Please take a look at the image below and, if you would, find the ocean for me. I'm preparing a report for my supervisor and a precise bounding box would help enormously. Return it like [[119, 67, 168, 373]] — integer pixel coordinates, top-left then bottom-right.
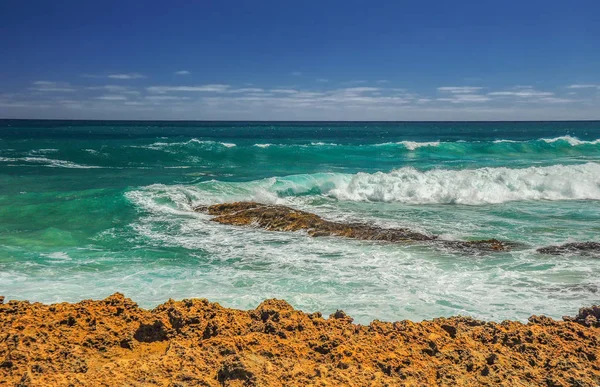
[[1, 120, 599, 323]]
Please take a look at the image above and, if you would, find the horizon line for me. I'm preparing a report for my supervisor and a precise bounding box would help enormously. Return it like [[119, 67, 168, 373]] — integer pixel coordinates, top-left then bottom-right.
[[2, 118, 600, 123]]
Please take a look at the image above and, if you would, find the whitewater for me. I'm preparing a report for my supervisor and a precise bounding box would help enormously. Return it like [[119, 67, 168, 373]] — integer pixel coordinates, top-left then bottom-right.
[[1, 120, 599, 323]]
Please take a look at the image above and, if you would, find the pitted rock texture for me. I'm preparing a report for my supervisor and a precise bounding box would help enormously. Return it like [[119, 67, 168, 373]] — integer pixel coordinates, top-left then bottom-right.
[[1, 294, 599, 386], [563, 305, 600, 328], [197, 202, 510, 252]]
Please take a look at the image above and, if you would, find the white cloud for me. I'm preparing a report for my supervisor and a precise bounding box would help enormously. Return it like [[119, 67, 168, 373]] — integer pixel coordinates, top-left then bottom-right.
[[316, 78, 329, 83], [341, 87, 380, 93], [108, 73, 146, 80], [30, 81, 75, 92], [227, 88, 265, 93], [488, 90, 554, 97], [0, 102, 52, 108], [537, 97, 573, 103], [438, 94, 491, 103], [5, 78, 599, 120], [341, 80, 367, 86], [566, 84, 599, 89], [86, 85, 141, 96], [174, 70, 191, 75], [96, 95, 128, 101], [270, 89, 298, 94], [290, 91, 326, 98], [437, 86, 484, 94], [87, 85, 129, 92], [147, 84, 230, 93], [145, 96, 191, 101]]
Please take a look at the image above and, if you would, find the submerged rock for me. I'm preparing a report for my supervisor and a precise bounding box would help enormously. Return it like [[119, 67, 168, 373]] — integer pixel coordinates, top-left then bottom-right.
[[438, 239, 509, 252], [537, 242, 600, 255], [1, 294, 599, 386], [196, 202, 511, 252]]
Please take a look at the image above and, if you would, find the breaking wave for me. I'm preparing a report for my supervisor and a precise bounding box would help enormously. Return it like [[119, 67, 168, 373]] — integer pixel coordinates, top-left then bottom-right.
[[129, 163, 600, 207], [327, 163, 600, 204]]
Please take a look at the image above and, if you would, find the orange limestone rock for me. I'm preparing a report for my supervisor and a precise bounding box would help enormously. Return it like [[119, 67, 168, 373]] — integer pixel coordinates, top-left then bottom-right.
[[1, 294, 599, 386]]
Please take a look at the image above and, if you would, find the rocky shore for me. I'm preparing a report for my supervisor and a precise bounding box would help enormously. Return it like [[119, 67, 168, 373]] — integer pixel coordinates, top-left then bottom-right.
[[1, 294, 599, 386], [196, 202, 510, 252], [196, 202, 600, 256]]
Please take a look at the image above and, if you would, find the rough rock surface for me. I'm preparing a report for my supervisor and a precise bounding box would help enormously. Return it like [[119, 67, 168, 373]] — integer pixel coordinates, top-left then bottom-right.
[[1, 294, 599, 386], [537, 242, 600, 255], [197, 202, 510, 252], [563, 306, 600, 328]]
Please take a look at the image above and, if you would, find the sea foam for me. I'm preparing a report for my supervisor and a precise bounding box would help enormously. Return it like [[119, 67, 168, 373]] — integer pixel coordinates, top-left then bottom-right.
[[328, 163, 600, 204]]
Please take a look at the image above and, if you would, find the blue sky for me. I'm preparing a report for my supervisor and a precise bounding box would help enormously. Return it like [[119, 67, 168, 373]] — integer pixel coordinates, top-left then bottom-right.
[[1, 0, 599, 120]]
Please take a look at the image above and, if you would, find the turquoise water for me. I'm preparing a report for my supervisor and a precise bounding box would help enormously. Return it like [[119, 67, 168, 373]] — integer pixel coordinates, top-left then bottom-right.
[[1, 120, 599, 323]]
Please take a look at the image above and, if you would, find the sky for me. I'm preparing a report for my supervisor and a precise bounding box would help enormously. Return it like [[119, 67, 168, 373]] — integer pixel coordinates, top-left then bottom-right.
[[0, 0, 599, 121]]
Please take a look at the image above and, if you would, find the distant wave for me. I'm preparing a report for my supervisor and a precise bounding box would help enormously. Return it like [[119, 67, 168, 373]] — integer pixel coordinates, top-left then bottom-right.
[[221, 142, 237, 148], [396, 141, 440, 150], [120, 135, 600, 153], [493, 139, 519, 144], [540, 135, 600, 146], [28, 148, 60, 154], [373, 141, 440, 150], [0, 156, 102, 169], [133, 136, 600, 152], [134, 139, 237, 151]]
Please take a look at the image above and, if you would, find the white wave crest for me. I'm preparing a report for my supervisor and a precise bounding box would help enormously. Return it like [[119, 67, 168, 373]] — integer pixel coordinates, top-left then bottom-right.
[[28, 148, 59, 154], [329, 163, 600, 204], [0, 156, 102, 169], [397, 141, 440, 150], [23, 157, 103, 169], [253, 143, 272, 148], [129, 163, 600, 207], [541, 135, 600, 146], [134, 139, 236, 151]]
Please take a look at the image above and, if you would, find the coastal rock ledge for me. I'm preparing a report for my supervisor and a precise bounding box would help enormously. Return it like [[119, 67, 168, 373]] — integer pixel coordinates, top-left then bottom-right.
[[196, 202, 510, 252], [1, 294, 599, 386]]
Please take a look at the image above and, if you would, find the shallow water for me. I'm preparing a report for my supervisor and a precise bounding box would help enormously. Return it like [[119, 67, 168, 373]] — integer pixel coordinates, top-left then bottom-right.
[[1, 120, 599, 323]]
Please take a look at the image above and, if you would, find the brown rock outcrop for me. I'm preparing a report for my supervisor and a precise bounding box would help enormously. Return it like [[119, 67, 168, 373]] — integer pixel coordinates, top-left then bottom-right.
[[563, 305, 600, 327], [197, 202, 510, 252], [1, 294, 599, 386], [537, 242, 600, 255]]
